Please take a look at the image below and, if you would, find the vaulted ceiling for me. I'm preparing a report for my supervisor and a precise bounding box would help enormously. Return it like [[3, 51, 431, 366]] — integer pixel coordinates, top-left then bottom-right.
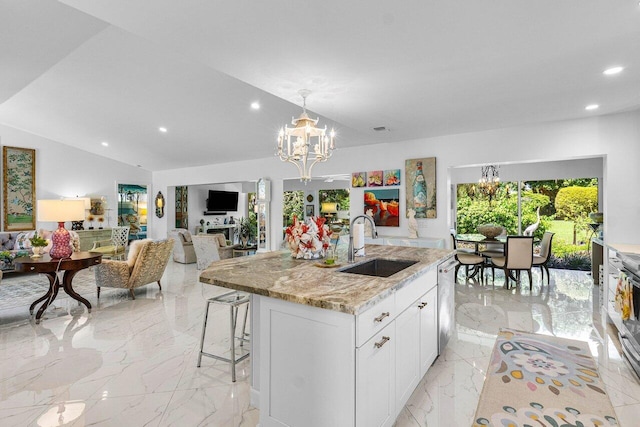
[[1, 1, 639, 171]]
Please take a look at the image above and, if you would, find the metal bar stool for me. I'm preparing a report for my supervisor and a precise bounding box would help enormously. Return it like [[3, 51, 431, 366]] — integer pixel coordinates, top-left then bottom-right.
[[197, 290, 250, 382]]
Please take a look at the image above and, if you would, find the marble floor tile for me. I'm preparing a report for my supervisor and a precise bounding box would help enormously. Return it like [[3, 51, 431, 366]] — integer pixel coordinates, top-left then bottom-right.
[[1, 260, 638, 426]]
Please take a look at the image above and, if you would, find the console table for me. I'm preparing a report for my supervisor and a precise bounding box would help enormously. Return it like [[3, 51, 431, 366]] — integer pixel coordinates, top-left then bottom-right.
[[76, 229, 112, 251]]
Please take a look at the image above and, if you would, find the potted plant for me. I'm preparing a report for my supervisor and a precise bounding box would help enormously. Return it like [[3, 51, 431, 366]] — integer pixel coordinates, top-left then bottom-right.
[[239, 217, 254, 248], [29, 231, 48, 258]]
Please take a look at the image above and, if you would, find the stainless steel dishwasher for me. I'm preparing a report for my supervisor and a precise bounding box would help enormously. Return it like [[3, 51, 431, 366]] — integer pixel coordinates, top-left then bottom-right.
[[437, 256, 457, 354]]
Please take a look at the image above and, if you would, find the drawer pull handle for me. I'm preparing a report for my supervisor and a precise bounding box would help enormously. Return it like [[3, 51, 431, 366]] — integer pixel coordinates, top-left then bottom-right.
[[374, 312, 390, 323], [418, 302, 428, 309], [374, 336, 390, 348]]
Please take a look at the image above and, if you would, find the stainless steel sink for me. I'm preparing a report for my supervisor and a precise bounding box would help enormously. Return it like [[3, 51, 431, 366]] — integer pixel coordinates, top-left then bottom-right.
[[339, 258, 418, 278]]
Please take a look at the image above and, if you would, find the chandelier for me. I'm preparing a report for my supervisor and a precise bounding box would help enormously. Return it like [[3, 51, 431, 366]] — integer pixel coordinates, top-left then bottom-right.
[[277, 90, 336, 183], [478, 165, 500, 202]]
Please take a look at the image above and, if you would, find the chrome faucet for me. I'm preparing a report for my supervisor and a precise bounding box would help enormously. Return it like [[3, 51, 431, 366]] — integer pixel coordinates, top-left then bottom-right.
[[348, 215, 378, 263]]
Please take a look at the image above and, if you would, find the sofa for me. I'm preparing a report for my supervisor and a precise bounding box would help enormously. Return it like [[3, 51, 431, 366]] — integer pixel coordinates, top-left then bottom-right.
[[0, 230, 80, 271], [168, 229, 197, 264]]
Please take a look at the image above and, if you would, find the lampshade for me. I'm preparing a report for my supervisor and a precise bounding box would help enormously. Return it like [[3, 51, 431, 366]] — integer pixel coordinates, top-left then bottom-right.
[[320, 202, 338, 214], [37, 200, 86, 222]]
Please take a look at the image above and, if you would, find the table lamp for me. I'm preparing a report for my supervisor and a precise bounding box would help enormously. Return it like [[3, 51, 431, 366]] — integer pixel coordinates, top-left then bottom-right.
[[37, 199, 85, 258], [320, 202, 338, 220]]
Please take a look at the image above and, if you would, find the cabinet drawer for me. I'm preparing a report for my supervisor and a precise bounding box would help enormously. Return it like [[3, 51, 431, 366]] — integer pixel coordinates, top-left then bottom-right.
[[395, 269, 436, 313], [356, 293, 395, 347]]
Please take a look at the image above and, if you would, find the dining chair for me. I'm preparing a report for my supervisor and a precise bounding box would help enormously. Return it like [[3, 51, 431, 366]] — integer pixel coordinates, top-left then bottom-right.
[[451, 233, 485, 283], [490, 236, 534, 289], [533, 232, 555, 284]]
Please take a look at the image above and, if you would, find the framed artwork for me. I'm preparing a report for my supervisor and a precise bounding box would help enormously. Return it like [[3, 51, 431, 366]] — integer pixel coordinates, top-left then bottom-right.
[[90, 198, 105, 216], [366, 170, 383, 187], [351, 172, 366, 187], [305, 204, 315, 217], [3, 146, 36, 231], [405, 157, 436, 218], [363, 188, 400, 227], [384, 169, 401, 186]]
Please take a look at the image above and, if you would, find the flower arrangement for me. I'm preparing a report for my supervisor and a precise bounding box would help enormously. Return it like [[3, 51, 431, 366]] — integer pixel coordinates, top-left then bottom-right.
[[285, 216, 332, 259], [29, 231, 48, 247]]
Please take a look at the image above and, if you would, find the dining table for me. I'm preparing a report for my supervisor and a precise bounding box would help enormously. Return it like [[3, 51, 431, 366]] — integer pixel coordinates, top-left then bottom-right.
[[455, 234, 539, 250]]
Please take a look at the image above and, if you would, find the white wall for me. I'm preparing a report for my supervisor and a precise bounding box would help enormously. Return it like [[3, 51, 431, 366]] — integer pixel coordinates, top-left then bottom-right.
[[0, 124, 152, 231], [152, 108, 640, 247]]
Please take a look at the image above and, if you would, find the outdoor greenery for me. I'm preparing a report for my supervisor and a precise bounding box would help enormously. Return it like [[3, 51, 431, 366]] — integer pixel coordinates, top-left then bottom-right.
[[555, 186, 598, 244], [283, 191, 304, 227], [457, 178, 599, 271], [318, 189, 350, 211], [456, 185, 550, 239]]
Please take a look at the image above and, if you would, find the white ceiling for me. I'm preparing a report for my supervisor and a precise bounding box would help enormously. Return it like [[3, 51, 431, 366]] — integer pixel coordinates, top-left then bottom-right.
[[1, 0, 639, 171]]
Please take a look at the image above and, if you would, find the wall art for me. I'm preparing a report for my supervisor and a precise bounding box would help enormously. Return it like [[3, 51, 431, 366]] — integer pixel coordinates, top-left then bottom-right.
[[366, 170, 383, 187], [384, 169, 401, 186], [3, 146, 36, 231], [405, 157, 436, 218], [363, 188, 400, 227], [351, 172, 366, 187]]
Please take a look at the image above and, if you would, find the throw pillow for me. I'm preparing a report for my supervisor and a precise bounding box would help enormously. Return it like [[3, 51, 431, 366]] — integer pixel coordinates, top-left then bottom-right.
[[127, 238, 153, 268], [212, 234, 227, 247], [15, 232, 33, 250]]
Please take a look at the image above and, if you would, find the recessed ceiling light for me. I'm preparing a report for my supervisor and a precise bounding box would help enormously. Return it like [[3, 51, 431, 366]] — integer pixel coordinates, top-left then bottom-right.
[[101, 141, 109, 147], [585, 104, 599, 111], [159, 127, 167, 133], [251, 102, 260, 110], [603, 66, 624, 75]]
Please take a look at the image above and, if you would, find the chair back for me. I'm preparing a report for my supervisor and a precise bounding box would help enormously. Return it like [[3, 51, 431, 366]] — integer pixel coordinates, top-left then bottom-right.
[[538, 232, 555, 260], [129, 239, 174, 288], [111, 226, 130, 248], [504, 236, 534, 269], [192, 235, 222, 270]]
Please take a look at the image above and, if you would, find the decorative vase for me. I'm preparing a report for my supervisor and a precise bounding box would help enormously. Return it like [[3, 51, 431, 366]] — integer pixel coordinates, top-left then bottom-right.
[[31, 246, 45, 258], [241, 235, 249, 248]]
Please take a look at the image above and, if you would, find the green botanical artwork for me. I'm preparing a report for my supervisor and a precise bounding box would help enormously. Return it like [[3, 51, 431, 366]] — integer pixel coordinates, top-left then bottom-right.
[[3, 146, 36, 231]]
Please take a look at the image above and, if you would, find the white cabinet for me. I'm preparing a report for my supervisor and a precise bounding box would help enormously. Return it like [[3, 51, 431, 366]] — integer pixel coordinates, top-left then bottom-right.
[[419, 287, 438, 376], [258, 267, 440, 427], [395, 303, 421, 408], [356, 325, 396, 427], [356, 270, 439, 425]]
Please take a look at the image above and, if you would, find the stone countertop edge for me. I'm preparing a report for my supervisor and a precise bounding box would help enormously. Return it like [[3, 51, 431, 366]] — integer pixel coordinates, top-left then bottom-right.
[[608, 243, 640, 255], [199, 245, 454, 315]]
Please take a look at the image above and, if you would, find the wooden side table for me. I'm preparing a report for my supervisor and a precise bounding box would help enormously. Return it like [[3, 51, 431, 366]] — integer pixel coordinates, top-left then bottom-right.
[[14, 252, 102, 323], [232, 246, 257, 257]]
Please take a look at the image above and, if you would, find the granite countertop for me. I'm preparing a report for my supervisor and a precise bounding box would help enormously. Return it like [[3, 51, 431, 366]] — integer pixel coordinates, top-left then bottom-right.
[[199, 245, 453, 315]]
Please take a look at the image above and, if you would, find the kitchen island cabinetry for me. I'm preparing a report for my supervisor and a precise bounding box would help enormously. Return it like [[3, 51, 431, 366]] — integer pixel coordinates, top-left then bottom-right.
[[199, 245, 452, 427]]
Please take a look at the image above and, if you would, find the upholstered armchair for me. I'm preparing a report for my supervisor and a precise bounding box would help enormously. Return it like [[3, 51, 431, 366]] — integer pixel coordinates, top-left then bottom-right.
[[94, 238, 174, 299], [168, 229, 197, 264], [207, 233, 239, 260]]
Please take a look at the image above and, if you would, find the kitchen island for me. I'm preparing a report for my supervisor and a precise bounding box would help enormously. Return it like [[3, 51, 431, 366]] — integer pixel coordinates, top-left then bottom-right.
[[199, 245, 453, 427]]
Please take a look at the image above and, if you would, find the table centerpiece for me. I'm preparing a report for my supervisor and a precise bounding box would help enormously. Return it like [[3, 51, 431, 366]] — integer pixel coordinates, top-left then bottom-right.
[[285, 216, 332, 259]]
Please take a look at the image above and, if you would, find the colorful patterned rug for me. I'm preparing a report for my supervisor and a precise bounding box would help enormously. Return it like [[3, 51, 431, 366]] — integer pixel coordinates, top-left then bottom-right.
[[473, 329, 618, 427]]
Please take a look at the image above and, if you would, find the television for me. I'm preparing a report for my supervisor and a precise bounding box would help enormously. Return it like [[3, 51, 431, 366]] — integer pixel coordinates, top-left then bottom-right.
[[206, 190, 239, 213]]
